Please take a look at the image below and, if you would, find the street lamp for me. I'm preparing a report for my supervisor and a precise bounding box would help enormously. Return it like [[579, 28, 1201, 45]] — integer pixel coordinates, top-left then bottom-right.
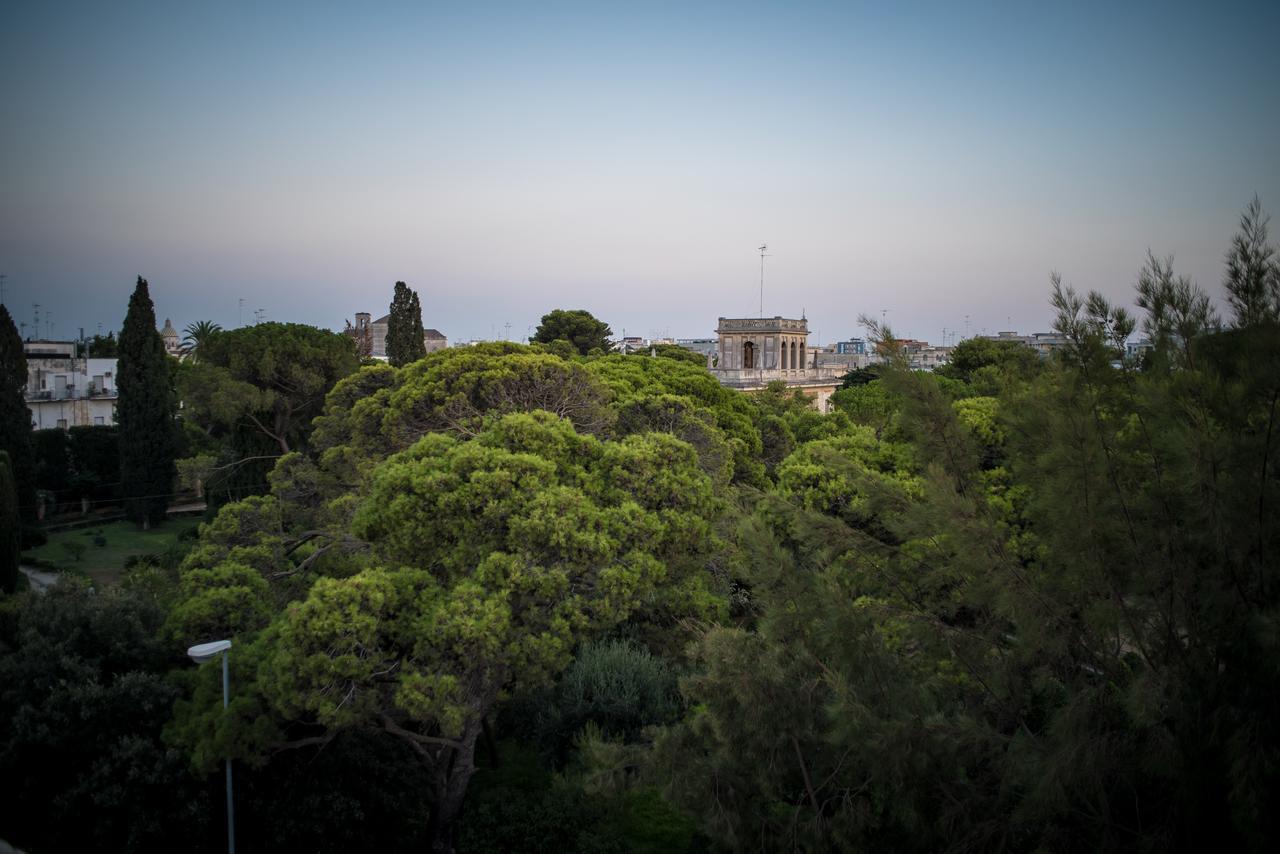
[[188, 639, 235, 854]]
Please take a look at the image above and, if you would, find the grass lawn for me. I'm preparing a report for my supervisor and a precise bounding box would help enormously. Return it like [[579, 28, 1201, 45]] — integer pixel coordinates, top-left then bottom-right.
[[22, 517, 202, 587]]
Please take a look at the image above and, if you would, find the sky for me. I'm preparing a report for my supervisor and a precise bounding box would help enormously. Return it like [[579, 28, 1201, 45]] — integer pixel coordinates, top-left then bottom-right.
[[2, 0, 1278, 345]]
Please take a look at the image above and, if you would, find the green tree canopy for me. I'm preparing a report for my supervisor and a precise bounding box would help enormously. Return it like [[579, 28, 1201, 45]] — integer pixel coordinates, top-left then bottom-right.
[[180, 319, 222, 363], [531, 309, 613, 356], [86, 331, 119, 357], [117, 276, 175, 527], [168, 343, 729, 850], [648, 263, 1280, 852], [181, 322, 360, 456], [935, 335, 1042, 388]]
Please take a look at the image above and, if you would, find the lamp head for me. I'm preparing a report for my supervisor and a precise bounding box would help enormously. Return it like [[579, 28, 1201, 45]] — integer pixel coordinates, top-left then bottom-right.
[[187, 639, 232, 663]]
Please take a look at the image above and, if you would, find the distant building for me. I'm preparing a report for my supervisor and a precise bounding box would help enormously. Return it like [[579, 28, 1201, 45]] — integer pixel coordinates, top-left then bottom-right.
[[981, 330, 1070, 357], [814, 348, 872, 372], [711, 316, 847, 411], [896, 339, 952, 371], [345, 311, 448, 359], [160, 318, 181, 355], [615, 336, 645, 354], [423, 328, 447, 353], [675, 338, 717, 358], [1125, 338, 1154, 360], [835, 338, 867, 355], [23, 340, 117, 429]]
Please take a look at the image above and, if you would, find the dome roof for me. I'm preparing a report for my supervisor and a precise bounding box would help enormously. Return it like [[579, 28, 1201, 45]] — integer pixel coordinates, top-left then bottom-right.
[[160, 318, 178, 339]]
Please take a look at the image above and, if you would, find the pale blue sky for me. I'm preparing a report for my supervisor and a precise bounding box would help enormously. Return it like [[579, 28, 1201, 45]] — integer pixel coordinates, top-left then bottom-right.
[[2, 1, 1277, 343]]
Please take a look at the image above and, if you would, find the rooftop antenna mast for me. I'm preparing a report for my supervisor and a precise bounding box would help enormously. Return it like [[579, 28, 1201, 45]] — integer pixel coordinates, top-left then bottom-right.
[[757, 244, 770, 318], [0, 273, 7, 306]]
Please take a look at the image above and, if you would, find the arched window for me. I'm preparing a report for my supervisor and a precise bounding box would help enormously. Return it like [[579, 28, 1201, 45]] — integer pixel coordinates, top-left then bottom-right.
[[789, 340, 797, 369], [799, 343, 806, 369], [743, 340, 755, 369]]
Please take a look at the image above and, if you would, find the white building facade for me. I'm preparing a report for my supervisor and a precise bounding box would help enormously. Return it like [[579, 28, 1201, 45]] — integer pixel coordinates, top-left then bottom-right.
[[25, 343, 118, 429]]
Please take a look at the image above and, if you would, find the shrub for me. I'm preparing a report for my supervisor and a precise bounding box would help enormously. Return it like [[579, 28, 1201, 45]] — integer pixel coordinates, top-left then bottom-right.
[[531, 639, 681, 764]]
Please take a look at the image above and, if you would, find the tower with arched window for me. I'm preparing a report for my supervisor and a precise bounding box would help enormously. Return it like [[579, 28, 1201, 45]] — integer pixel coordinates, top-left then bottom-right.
[[714, 316, 809, 373]]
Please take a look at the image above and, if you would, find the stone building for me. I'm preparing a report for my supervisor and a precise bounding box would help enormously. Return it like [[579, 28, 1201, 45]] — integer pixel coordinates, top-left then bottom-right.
[[346, 312, 448, 360], [710, 316, 847, 411], [715, 316, 810, 372]]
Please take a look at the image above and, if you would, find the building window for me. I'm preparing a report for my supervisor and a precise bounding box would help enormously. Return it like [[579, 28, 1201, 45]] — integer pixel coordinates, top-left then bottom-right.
[[56, 418, 67, 429], [743, 340, 755, 369], [94, 416, 105, 426]]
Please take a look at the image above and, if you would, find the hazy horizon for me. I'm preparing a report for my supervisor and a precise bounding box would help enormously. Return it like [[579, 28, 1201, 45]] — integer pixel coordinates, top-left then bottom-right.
[[2, 1, 1277, 345]]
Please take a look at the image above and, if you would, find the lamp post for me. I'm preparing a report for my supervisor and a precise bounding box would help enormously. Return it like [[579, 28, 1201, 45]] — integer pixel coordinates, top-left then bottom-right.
[[188, 639, 235, 854]]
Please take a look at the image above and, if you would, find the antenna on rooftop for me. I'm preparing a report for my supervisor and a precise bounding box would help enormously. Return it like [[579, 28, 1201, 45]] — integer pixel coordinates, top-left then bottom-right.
[[0, 273, 7, 306], [33, 304, 40, 339], [757, 244, 770, 318]]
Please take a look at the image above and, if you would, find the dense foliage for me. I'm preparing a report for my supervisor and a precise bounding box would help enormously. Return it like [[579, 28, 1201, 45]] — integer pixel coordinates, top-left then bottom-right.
[[117, 276, 176, 527], [0, 304, 35, 523], [531, 308, 613, 355], [86, 331, 120, 357], [0, 451, 19, 593], [32, 425, 121, 509], [176, 322, 360, 509], [181, 320, 223, 362], [3, 202, 1278, 853]]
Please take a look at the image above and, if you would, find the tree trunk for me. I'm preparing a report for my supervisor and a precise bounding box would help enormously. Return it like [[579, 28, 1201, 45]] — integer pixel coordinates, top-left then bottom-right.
[[427, 719, 482, 853]]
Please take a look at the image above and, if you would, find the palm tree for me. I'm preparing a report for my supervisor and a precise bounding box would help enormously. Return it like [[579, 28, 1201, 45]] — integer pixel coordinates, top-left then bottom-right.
[[181, 320, 223, 362]]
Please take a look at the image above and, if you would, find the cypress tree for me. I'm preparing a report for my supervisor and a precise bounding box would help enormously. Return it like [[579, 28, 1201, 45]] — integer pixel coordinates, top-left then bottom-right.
[[0, 304, 35, 524], [0, 450, 19, 593], [117, 276, 174, 528], [385, 281, 426, 367], [409, 289, 426, 357]]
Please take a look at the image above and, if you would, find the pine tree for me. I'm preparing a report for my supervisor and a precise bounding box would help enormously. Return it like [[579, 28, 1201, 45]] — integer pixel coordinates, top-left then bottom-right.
[[385, 281, 426, 367], [117, 277, 175, 528], [0, 304, 35, 523], [1224, 195, 1280, 327], [0, 450, 19, 593]]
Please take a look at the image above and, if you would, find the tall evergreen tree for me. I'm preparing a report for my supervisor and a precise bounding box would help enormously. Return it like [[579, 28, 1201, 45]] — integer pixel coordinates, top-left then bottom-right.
[[1224, 195, 1280, 327], [0, 304, 35, 523], [409, 288, 426, 357], [385, 281, 426, 367], [117, 276, 175, 528], [0, 450, 19, 593]]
